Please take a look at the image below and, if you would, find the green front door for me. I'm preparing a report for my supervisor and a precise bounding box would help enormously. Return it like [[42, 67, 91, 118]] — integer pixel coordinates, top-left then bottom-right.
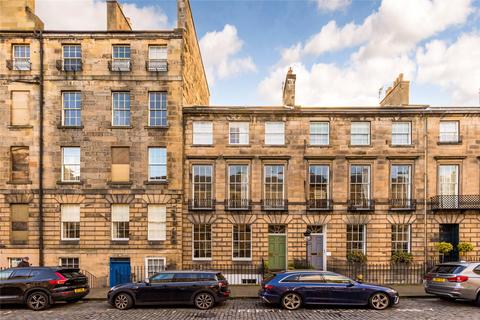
[[268, 235, 286, 270]]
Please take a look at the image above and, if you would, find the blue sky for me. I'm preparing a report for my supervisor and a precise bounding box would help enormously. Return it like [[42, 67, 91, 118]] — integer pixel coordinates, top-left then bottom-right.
[[36, 0, 480, 106]]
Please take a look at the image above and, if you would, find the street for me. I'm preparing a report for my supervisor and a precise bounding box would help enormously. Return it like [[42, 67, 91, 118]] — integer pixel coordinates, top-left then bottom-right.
[[1, 298, 479, 320]]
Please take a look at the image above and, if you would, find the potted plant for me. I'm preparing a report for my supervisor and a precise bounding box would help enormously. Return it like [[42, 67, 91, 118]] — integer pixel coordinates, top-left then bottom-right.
[[434, 242, 453, 262], [457, 242, 474, 260], [347, 251, 367, 264], [391, 251, 413, 264]]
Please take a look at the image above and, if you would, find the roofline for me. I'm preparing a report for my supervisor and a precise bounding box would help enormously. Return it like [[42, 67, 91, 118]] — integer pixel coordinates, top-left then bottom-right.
[[182, 105, 480, 116], [0, 29, 180, 35]]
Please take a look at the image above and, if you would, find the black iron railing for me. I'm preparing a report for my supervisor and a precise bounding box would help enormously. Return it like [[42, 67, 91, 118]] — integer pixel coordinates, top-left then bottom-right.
[[307, 198, 333, 211], [188, 199, 215, 210], [431, 195, 480, 210], [389, 199, 416, 210], [261, 199, 287, 210], [225, 199, 251, 210], [108, 59, 131, 71], [347, 199, 375, 211], [437, 135, 462, 144]]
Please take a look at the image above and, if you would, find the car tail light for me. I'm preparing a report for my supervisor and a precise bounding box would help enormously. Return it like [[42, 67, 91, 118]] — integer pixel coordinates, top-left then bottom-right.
[[49, 272, 67, 285], [447, 275, 468, 283], [219, 281, 228, 288], [263, 284, 274, 291]]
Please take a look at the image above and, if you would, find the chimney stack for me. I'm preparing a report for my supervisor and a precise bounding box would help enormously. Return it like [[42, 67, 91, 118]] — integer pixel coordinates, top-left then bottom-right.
[[282, 67, 296, 107], [0, 0, 44, 30], [380, 73, 410, 106], [107, 0, 132, 31]]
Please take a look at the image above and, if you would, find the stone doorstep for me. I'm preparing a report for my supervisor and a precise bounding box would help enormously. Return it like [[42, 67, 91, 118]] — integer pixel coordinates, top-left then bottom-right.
[[83, 284, 431, 301]]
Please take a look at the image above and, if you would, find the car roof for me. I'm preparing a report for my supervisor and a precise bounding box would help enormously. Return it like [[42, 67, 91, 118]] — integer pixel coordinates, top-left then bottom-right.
[[436, 262, 478, 266], [279, 270, 332, 274], [2, 267, 78, 271], [157, 270, 219, 274]]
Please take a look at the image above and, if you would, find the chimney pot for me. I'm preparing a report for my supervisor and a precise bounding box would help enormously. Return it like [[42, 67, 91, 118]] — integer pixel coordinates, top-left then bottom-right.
[[282, 67, 296, 107]]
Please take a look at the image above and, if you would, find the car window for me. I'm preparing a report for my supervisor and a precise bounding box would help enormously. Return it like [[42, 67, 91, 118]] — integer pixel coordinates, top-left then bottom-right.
[[473, 266, 480, 275], [0, 269, 14, 280], [11, 269, 31, 279], [322, 274, 352, 284], [150, 273, 174, 283], [430, 265, 466, 274], [174, 273, 199, 282], [58, 270, 82, 279], [281, 275, 299, 282], [196, 273, 216, 281], [297, 273, 323, 283]]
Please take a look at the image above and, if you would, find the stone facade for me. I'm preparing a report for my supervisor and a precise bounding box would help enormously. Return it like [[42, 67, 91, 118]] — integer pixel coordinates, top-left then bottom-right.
[[0, 0, 208, 285], [182, 74, 480, 269]]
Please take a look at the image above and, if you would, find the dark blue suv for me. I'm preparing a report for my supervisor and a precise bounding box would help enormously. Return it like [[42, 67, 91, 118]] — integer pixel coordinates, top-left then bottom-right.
[[259, 271, 399, 310]]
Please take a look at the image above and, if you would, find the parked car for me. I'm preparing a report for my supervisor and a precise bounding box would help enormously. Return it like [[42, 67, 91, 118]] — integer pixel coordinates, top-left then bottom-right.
[[107, 271, 230, 310], [258, 270, 399, 310], [0, 267, 89, 311], [424, 261, 480, 305]]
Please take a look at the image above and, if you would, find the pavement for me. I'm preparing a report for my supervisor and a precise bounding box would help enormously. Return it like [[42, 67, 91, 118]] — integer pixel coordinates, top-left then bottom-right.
[[1, 298, 479, 320], [84, 284, 430, 300]]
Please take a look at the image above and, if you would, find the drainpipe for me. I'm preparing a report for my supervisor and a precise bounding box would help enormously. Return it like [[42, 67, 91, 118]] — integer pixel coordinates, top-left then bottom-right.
[[423, 115, 428, 269], [35, 30, 45, 267]]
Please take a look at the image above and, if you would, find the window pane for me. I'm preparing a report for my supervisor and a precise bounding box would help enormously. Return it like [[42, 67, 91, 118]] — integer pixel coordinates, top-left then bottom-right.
[[265, 122, 285, 145], [193, 224, 212, 259], [62, 147, 80, 181], [310, 122, 329, 145], [11, 146, 29, 181], [63, 92, 82, 126], [351, 122, 370, 145], [149, 92, 167, 126], [229, 122, 249, 144], [232, 224, 251, 259], [309, 165, 329, 205], [193, 122, 213, 145], [149, 46, 167, 60], [392, 122, 411, 145], [346, 224, 365, 254], [149, 147, 167, 181], [349, 165, 370, 206], [264, 165, 284, 208], [391, 224, 410, 253], [439, 121, 459, 142], [112, 92, 130, 126], [148, 205, 166, 241]]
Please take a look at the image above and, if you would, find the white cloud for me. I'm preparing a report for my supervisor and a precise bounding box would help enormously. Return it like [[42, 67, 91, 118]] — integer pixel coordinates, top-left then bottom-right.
[[35, 0, 169, 30], [314, 0, 351, 12], [200, 24, 256, 84], [416, 32, 480, 105], [261, 0, 475, 106]]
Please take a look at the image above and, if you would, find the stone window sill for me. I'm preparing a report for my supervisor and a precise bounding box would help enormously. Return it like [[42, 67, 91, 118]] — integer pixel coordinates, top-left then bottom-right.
[[7, 180, 32, 185], [57, 125, 84, 129], [227, 144, 251, 147], [144, 125, 169, 129], [348, 144, 372, 147], [107, 181, 133, 188], [57, 180, 83, 185], [437, 141, 462, 145], [389, 144, 415, 148], [111, 240, 129, 245], [144, 180, 169, 185], [192, 144, 214, 147], [263, 144, 286, 147], [8, 125, 33, 130], [109, 125, 133, 129], [307, 144, 330, 148], [60, 240, 79, 245]]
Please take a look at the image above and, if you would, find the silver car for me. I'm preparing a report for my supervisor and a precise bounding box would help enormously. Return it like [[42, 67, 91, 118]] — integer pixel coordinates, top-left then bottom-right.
[[424, 262, 480, 305]]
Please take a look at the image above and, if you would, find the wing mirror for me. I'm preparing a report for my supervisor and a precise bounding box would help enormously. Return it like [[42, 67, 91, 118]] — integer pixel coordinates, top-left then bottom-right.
[[145, 277, 151, 285], [347, 282, 355, 287]]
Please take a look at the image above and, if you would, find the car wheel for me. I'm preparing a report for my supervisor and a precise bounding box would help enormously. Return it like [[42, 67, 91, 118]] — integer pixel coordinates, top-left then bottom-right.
[[27, 291, 50, 311], [281, 292, 302, 310], [476, 293, 480, 307], [369, 292, 390, 310], [194, 292, 215, 310], [113, 293, 133, 310]]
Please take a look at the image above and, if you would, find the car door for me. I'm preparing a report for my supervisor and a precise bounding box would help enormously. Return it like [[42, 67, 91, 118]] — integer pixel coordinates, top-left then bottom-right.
[[172, 273, 200, 303], [322, 273, 365, 304], [295, 273, 329, 304], [1, 269, 32, 302], [137, 272, 175, 304], [0, 269, 16, 302]]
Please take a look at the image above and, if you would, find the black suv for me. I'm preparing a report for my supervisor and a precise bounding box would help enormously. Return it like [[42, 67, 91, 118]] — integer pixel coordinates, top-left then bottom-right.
[[108, 271, 230, 310], [0, 267, 89, 310]]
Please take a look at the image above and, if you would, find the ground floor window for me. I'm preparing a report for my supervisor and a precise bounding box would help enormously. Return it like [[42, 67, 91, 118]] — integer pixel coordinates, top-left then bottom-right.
[[193, 224, 212, 260], [59, 257, 79, 268], [346, 224, 366, 254], [8, 257, 22, 268], [391, 224, 411, 253], [232, 224, 252, 261], [145, 257, 166, 278]]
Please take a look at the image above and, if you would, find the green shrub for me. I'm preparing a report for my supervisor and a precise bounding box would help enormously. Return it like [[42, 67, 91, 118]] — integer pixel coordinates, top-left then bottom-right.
[[457, 242, 474, 254], [347, 251, 367, 263], [391, 251, 413, 264], [434, 242, 453, 254]]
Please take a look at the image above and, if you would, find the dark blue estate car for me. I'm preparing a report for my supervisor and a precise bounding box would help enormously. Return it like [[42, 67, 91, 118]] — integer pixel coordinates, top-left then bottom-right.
[[259, 271, 399, 310]]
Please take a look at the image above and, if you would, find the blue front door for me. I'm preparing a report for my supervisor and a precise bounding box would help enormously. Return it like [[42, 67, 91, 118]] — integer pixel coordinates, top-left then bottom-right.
[[110, 257, 131, 287]]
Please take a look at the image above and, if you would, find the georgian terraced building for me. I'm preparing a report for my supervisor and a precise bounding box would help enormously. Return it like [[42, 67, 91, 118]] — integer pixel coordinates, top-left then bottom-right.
[[182, 71, 480, 270], [0, 0, 208, 285], [0, 0, 479, 286]]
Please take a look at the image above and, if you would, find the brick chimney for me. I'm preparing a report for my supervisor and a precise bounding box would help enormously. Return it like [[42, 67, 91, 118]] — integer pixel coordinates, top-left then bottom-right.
[[282, 68, 296, 107], [107, 0, 132, 31], [0, 0, 44, 30], [380, 73, 410, 106]]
